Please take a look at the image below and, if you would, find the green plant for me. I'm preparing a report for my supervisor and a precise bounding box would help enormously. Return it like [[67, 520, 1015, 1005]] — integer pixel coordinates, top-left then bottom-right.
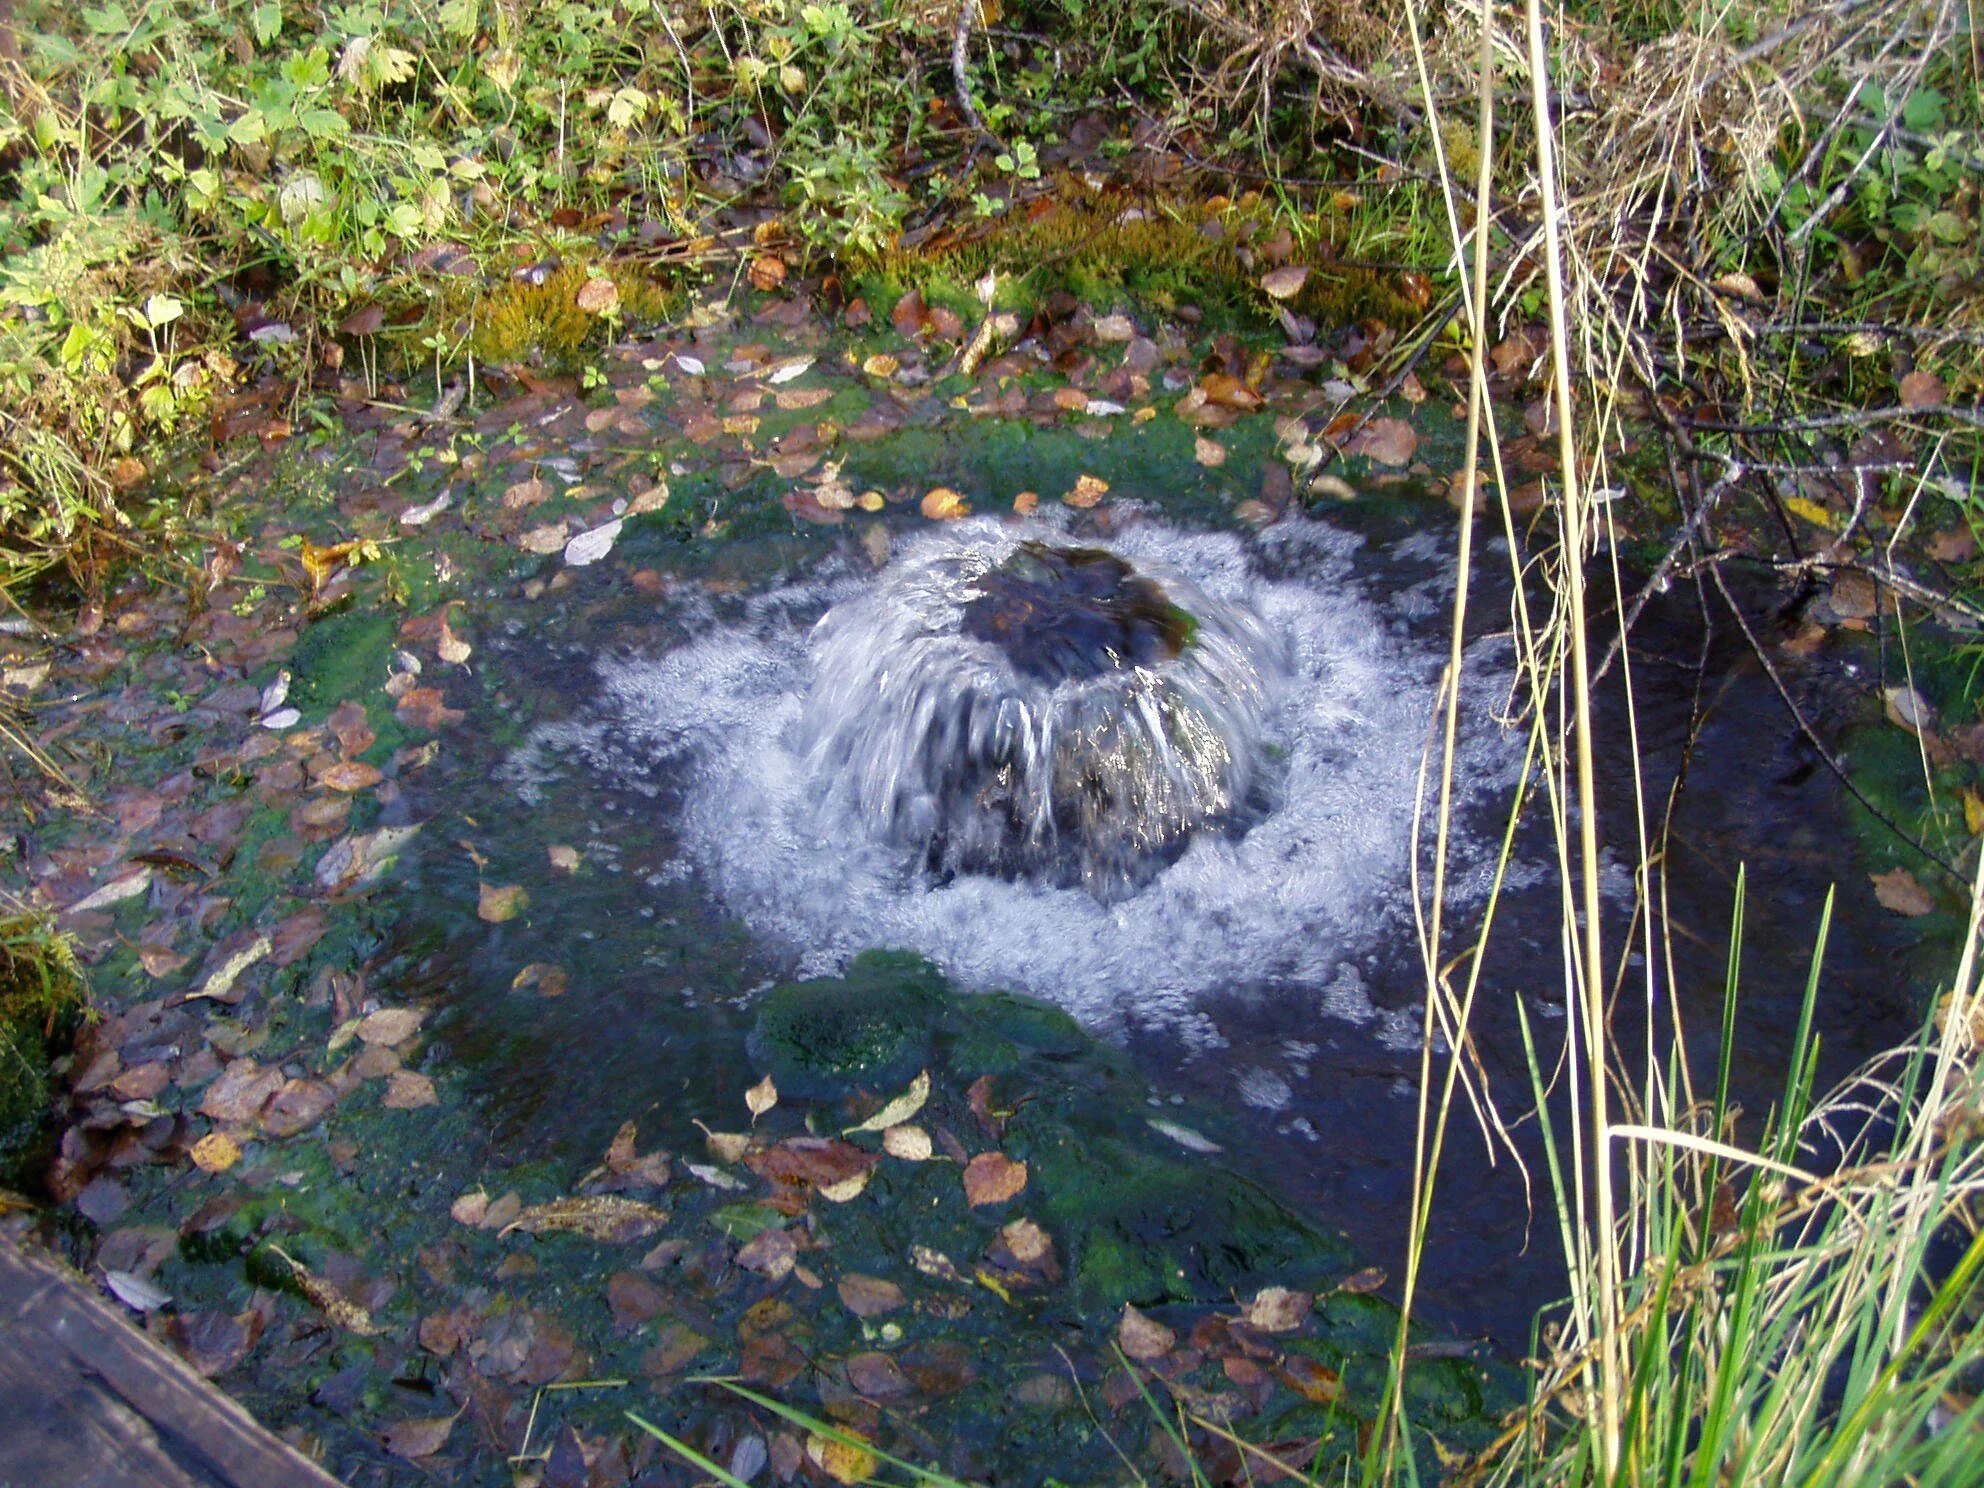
[[0, 902, 89, 1185]]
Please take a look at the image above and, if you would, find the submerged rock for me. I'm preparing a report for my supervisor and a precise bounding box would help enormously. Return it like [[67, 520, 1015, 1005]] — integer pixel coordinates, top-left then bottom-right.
[[746, 950, 944, 1100], [803, 525, 1287, 900]]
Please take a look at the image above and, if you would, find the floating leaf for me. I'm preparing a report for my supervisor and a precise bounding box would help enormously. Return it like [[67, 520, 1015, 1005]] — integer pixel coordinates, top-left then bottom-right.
[[837, 1274, 906, 1318], [962, 1152, 1027, 1207], [921, 486, 969, 521], [189, 932, 272, 1002], [882, 1124, 933, 1161], [1064, 473, 1109, 508], [564, 519, 623, 567], [1872, 867, 1935, 917], [1116, 1303, 1175, 1360], [478, 882, 528, 922], [745, 1074, 779, 1124], [1244, 1285, 1312, 1333], [499, 1194, 670, 1242], [843, 1069, 930, 1134], [1346, 416, 1419, 467], [807, 1432, 878, 1486], [383, 1412, 458, 1461]]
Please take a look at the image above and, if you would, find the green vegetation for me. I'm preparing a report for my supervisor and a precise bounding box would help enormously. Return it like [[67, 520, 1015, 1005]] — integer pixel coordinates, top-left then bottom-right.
[[0, 902, 87, 1184]]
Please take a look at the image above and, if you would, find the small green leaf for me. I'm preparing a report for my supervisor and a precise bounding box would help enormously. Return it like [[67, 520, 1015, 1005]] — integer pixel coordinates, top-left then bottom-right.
[[251, 2, 283, 45]]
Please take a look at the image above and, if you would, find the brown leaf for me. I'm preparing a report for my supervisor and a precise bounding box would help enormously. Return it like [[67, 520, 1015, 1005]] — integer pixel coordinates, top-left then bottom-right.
[[263, 1078, 339, 1137], [511, 962, 569, 997], [748, 255, 787, 292], [199, 1059, 285, 1123], [1260, 265, 1310, 300], [478, 882, 528, 923], [500, 1195, 670, 1242], [320, 760, 383, 792], [547, 844, 582, 873], [837, 1274, 906, 1318], [383, 1070, 440, 1109], [735, 1225, 797, 1280], [1871, 867, 1935, 917], [747, 1137, 881, 1193], [1116, 1303, 1175, 1361], [383, 1412, 458, 1460], [1346, 417, 1419, 468], [358, 1007, 426, 1047], [891, 290, 928, 339], [1899, 369, 1945, 409], [575, 276, 619, 314], [962, 1151, 1027, 1207], [1277, 1354, 1343, 1403], [1243, 1285, 1311, 1333]]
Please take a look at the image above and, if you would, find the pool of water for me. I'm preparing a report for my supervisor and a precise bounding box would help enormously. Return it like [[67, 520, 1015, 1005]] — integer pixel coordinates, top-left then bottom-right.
[[395, 477, 1921, 1349]]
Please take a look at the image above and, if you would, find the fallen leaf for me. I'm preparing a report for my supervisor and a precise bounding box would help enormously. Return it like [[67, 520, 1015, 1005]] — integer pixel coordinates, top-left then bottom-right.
[[450, 1191, 490, 1226], [1094, 313, 1137, 342], [962, 1152, 1027, 1207], [1278, 1354, 1343, 1403], [1012, 490, 1038, 515], [500, 1195, 670, 1242], [437, 618, 472, 664], [262, 1078, 338, 1137], [358, 1007, 426, 1047], [511, 962, 568, 997], [1260, 265, 1310, 300], [384, 1070, 440, 1109], [105, 1270, 172, 1312], [735, 1225, 797, 1280], [921, 486, 969, 520], [1884, 685, 1934, 734], [189, 1132, 242, 1174], [1064, 473, 1110, 508], [749, 254, 786, 291], [861, 353, 899, 378], [68, 868, 153, 912], [564, 519, 623, 567], [478, 882, 528, 923], [1899, 369, 1945, 409], [575, 276, 619, 314], [383, 1412, 458, 1461], [843, 1069, 930, 1135], [766, 356, 815, 385], [1194, 436, 1227, 468], [547, 844, 581, 873], [807, 1432, 878, 1486], [882, 1124, 932, 1161], [319, 760, 383, 793], [199, 1059, 285, 1123], [1872, 867, 1935, 917], [1335, 1266, 1388, 1295], [188, 933, 272, 1003], [838, 1274, 906, 1317], [1243, 1285, 1312, 1333], [1116, 1303, 1175, 1361], [745, 1074, 779, 1124], [1346, 417, 1419, 467]]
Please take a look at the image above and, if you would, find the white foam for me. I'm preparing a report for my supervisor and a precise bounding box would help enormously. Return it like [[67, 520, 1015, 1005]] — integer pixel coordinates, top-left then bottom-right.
[[520, 512, 1524, 1039]]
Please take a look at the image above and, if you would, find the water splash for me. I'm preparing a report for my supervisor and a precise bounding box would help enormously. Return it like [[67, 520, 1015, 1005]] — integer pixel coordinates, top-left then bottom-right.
[[515, 512, 1523, 1036], [803, 532, 1287, 900]]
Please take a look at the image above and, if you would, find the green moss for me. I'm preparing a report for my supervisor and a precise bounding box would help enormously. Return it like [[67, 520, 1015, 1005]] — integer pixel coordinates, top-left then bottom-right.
[[284, 608, 398, 715], [746, 950, 946, 1100]]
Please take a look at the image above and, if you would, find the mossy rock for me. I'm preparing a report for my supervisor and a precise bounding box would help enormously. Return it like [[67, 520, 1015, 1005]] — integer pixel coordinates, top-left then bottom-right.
[[1025, 1128, 1354, 1310], [285, 607, 398, 714], [747, 950, 945, 1100]]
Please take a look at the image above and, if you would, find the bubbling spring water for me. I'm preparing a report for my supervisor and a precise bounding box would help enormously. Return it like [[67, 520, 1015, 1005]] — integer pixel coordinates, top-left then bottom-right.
[[804, 536, 1286, 900], [509, 513, 1524, 1037]]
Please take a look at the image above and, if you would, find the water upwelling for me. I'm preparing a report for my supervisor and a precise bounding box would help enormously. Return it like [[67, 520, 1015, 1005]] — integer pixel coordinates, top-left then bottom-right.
[[509, 511, 1525, 1041]]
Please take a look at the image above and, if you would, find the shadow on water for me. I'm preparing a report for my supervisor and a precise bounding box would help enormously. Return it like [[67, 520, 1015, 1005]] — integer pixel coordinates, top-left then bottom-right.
[[392, 488, 1923, 1353]]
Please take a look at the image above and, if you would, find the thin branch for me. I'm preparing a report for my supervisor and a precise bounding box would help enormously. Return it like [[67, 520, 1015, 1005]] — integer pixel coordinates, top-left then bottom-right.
[[1681, 403, 1984, 434]]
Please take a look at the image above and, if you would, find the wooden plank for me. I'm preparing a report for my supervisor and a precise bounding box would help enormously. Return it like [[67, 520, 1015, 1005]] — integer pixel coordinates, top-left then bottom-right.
[[0, 1234, 347, 1488]]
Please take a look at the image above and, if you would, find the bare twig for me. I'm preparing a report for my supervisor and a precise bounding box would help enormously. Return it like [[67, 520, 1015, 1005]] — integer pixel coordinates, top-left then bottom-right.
[[950, 0, 1003, 151], [1682, 403, 1984, 435]]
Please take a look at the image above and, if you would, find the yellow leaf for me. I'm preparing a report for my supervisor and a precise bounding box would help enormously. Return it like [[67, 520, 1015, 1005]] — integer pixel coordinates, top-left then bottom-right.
[[1963, 789, 1984, 837], [745, 1074, 778, 1123], [478, 882, 528, 922], [1064, 473, 1109, 508], [1783, 495, 1835, 529], [921, 487, 969, 521], [190, 1132, 241, 1173], [807, 1432, 878, 1485], [842, 1070, 930, 1135], [861, 353, 898, 378]]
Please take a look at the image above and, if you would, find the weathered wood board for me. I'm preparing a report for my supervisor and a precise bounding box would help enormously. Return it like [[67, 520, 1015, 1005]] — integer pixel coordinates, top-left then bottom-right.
[[0, 1234, 347, 1488]]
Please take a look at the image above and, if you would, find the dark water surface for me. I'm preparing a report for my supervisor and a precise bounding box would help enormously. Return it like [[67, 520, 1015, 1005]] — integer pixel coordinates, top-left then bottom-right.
[[396, 490, 1922, 1353]]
